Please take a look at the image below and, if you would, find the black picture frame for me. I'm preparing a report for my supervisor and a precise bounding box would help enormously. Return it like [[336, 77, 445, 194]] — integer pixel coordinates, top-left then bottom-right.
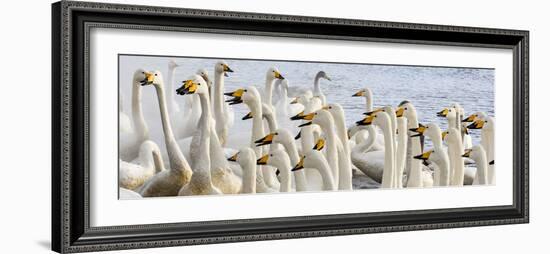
[[51, 1, 529, 253]]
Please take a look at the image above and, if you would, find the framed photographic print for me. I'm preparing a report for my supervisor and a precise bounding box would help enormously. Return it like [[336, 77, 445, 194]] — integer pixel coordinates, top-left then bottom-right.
[[51, 1, 529, 253]]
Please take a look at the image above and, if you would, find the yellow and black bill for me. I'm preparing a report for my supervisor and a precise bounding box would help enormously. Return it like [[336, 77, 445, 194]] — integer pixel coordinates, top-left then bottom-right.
[[298, 121, 313, 127], [295, 130, 302, 140], [223, 64, 234, 73], [462, 149, 473, 158], [175, 79, 198, 95], [224, 89, 245, 105], [256, 154, 269, 165], [291, 156, 305, 171], [242, 112, 253, 120], [139, 71, 155, 86], [436, 108, 449, 117], [356, 114, 375, 126], [313, 138, 325, 151], [255, 133, 275, 147], [227, 152, 239, 162], [462, 113, 477, 122], [352, 90, 365, 97], [413, 150, 433, 160], [363, 108, 383, 116], [467, 119, 485, 130], [409, 123, 427, 137], [290, 111, 305, 120], [395, 107, 405, 117], [274, 70, 285, 80], [290, 111, 314, 121]]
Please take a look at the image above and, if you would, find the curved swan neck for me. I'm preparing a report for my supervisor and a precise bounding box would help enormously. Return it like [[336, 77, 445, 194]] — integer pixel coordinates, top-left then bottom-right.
[[271, 156, 292, 192], [153, 84, 190, 173], [433, 152, 450, 186], [313, 74, 323, 94], [265, 77, 275, 107], [198, 92, 228, 168], [331, 110, 349, 153], [447, 130, 464, 186], [430, 133, 443, 148], [364, 89, 373, 112], [132, 80, 148, 140], [248, 100, 264, 141], [191, 112, 213, 183], [213, 71, 225, 121], [404, 108, 422, 188], [474, 151, 488, 184], [198, 93, 212, 128], [281, 139, 300, 165], [379, 116, 395, 188], [482, 128, 494, 160], [313, 157, 336, 190], [264, 113, 278, 132], [240, 157, 257, 193]]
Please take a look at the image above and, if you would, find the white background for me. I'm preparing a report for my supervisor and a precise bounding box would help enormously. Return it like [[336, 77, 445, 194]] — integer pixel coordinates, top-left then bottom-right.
[[0, 0, 545, 253]]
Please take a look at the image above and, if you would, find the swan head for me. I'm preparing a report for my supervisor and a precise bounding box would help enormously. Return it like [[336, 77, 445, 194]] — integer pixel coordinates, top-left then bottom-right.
[[396, 101, 417, 119], [242, 103, 274, 120], [175, 74, 208, 96], [467, 116, 494, 131], [196, 68, 211, 85], [227, 147, 256, 165], [255, 128, 289, 146], [225, 86, 260, 106], [315, 71, 332, 81], [462, 145, 486, 160], [139, 70, 164, 87], [294, 109, 333, 128], [462, 111, 488, 122], [133, 69, 147, 84], [442, 128, 460, 142], [256, 150, 289, 176], [255, 132, 277, 146], [450, 103, 464, 115], [436, 107, 457, 119], [410, 123, 441, 139], [292, 150, 324, 171], [364, 107, 384, 116], [352, 88, 371, 98], [414, 149, 434, 161], [267, 67, 285, 80], [168, 60, 180, 69], [323, 104, 344, 117], [215, 60, 234, 77], [356, 111, 389, 127]]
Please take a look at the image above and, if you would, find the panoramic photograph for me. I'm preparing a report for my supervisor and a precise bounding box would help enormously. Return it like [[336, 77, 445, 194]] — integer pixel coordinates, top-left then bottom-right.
[[118, 54, 495, 199]]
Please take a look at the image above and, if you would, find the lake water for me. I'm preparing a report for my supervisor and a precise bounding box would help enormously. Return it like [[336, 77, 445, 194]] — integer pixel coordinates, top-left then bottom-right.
[[119, 55, 494, 151]]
